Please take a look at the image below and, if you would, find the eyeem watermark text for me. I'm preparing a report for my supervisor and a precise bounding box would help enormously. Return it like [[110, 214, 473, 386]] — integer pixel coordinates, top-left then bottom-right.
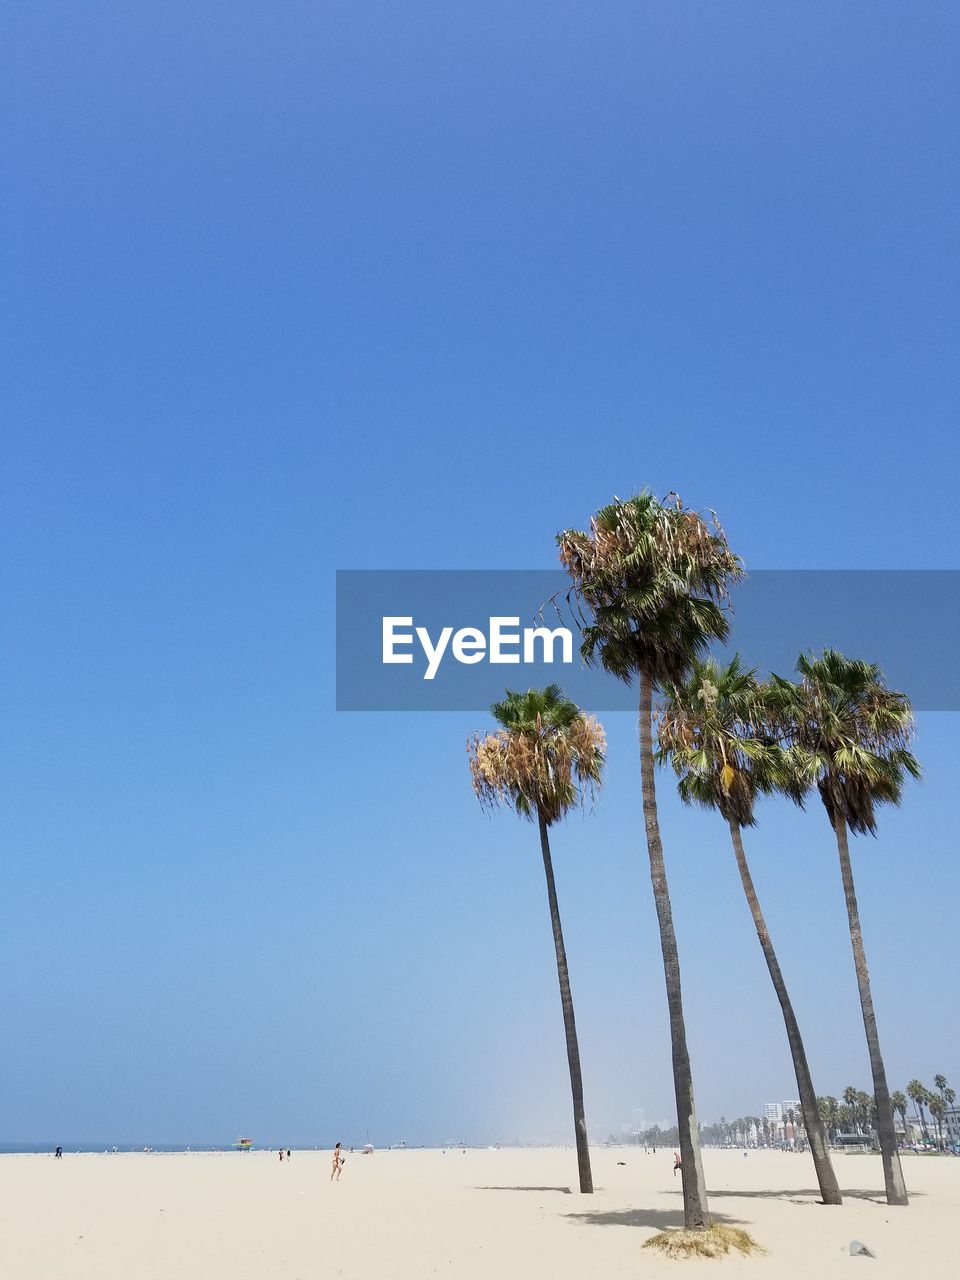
[[336, 569, 960, 711], [382, 616, 574, 680]]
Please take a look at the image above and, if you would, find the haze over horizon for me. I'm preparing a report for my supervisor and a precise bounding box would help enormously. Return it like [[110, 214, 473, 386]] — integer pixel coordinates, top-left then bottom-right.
[[3, 2, 957, 1148]]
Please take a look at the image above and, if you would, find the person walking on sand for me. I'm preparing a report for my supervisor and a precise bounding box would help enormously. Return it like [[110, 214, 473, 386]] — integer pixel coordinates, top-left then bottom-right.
[[672, 1151, 681, 1177], [55, 1146, 62, 1159], [331, 1142, 344, 1182]]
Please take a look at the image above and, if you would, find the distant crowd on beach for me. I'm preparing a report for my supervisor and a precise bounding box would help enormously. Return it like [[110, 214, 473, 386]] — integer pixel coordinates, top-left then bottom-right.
[[51, 1141, 353, 1177]]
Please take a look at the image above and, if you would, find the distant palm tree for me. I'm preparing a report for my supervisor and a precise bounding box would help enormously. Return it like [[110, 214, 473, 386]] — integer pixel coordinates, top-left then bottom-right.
[[469, 684, 604, 1193], [891, 1091, 908, 1143], [944, 1086, 957, 1147], [657, 655, 841, 1204], [929, 1097, 945, 1150], [558, 491, 743, 1230], [907, 1080, 931, 1144], [768, 651, 918, 1207], [842, 1085, 860, 1132], [859, 1091, 877, 1136], [933, 1073, 952, 1125], [818, 1095, 840, 1142]]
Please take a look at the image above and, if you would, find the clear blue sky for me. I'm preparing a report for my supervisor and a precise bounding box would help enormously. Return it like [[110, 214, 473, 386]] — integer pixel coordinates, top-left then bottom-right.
[[2, 2, 957, 1146]]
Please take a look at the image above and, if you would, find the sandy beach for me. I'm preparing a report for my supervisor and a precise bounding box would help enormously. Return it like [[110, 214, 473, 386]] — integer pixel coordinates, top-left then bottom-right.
[[1, 1146, 956, 1279]]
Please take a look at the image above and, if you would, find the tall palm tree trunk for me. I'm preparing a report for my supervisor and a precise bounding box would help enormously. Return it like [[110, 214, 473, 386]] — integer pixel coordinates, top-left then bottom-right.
[[536, 808, 593, 1193], [835, 819, 908, 1206], [915, 1101, 929, 1142], [727, 819, 842, 1205], [638, 673, 709, 1229]]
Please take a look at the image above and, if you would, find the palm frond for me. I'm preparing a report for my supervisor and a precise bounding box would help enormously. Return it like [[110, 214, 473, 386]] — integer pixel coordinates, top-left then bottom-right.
[[469, 686, 606, 826], [763, 650, 919, 833], [557, 491, 743, 689], [655, 654, 780, 827]]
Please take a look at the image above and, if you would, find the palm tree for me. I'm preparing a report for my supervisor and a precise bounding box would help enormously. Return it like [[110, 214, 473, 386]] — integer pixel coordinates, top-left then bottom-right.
[[768, 651, 919, 1207], [891, 1091, 908, 1144], [929, 1097, 945, 1150], [468, 684, 604, 1193], [558, 491, 742, 1230], [907, 1080, 931, 1144], [818, 1095, 840, 1142], [943, 1085, 957, 1148], [657, 656, 842, 1203], [838, 1099, 855, 1134], [858, 1091, 876, 1137], [841, 1085, 862, 1134], [933, 1073, 953, 1134]]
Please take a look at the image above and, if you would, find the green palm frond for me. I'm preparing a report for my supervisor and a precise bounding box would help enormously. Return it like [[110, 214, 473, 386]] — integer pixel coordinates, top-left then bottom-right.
[[656, 654, 783, 827], [558, 491, 743, 688], [766, 649, 920, 834]]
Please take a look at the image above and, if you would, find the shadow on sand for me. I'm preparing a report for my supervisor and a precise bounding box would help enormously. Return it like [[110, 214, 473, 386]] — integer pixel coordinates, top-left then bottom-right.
[[565, 1207, 744, 1230], [475, 1185, 573, 1195], [667, 1187, 914, 1207]]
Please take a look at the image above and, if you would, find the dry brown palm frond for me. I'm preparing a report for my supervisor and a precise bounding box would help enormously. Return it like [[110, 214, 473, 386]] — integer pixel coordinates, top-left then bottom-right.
[[568, 713, 606, 783], [467, 705, 604, 825], [643, 1223, 763, 1259]]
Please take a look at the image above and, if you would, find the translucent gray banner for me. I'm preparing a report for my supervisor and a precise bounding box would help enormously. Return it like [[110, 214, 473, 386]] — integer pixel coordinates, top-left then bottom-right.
[[335, 570, 959, 712]]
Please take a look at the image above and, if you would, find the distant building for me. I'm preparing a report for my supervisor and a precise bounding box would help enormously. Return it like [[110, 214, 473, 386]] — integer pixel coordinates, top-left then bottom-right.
[[761, 1101, 805, 1147], [943, 1106, 960, 1146], [895, 1113, 924, 1144]]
